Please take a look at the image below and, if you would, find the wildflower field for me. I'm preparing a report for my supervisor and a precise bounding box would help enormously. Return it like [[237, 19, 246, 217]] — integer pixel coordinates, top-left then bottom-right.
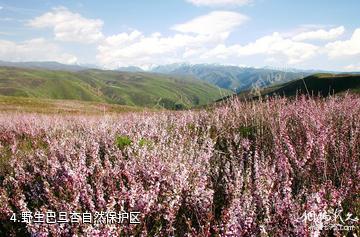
[[0, 95, 359, 236]]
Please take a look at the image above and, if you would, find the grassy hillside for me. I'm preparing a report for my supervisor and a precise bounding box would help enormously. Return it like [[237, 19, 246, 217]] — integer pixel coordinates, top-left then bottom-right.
[[0, 67, 232, 109], [260, 73, 360, 97], [0, 95, 146, 114], [222, 73, 360, 101]]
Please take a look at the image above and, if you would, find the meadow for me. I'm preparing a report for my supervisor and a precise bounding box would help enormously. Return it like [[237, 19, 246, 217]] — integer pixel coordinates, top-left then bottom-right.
[[0, 67, 232, 110], [0, 94, 359, 236]]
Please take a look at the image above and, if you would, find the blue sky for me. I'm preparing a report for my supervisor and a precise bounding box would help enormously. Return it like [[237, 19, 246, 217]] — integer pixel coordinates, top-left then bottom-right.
[[0, 0, 359, 71]]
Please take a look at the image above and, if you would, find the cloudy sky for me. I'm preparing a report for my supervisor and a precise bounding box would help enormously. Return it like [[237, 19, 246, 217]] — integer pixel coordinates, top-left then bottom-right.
[[0, 0, 359, 70]]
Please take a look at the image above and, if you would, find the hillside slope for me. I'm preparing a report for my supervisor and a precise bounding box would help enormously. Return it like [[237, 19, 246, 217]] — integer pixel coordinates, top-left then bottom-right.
[[0, 67, 232, 109], [226, 73, 360, 101], [0, 95, 145, 114], [260, 73, 360, 97]]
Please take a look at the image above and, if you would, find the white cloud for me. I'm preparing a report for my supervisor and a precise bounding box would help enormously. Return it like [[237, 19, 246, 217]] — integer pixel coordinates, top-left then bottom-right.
[[186, 0, 251, 7], [97, 29, 320, 68], [97, 11, 247, 68], [171, 11, 248, 35], [0, 6, 3, 10], [19, 7, 355, 69], [97, 30, 229, 68], [292, 26, 345, 41], [201, 32, 319, 64], [28, 7, 104, 43], [0, 38, 78, 64], [344, 64, 360, 71], [96, 13, 359, 69], [325, 28, 360, 57]]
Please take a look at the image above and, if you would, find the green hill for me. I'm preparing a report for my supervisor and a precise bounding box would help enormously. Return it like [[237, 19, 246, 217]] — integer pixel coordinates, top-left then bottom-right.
[[261, 73, 360, 97], [222, 73, 360, 101], [0, 67, 232, 110], [0, 95, 145, 114]]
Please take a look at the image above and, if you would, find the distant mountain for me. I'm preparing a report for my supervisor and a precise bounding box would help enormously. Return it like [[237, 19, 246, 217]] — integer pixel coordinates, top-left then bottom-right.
[[226, 73, 360, 101], [151, 63, 190, 74], [116, 66, 144, 72], [151, 63, 312, 92], [0, 61, 92, 72], [0, 67, 232, 110]]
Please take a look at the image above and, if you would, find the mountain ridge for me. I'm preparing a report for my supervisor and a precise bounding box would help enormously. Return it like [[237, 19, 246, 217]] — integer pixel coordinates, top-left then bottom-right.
[[2, 60, 359, 95], [150, 63, 313, 92]]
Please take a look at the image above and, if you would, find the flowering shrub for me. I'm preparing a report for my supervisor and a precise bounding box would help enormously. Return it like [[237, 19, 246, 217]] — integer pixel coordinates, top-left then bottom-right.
[[0, 95, 359, 236]]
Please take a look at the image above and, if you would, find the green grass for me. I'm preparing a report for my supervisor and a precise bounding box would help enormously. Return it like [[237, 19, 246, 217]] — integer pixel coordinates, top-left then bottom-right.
[[266, 74, 360, 97], [0, 67, 231, 109], [231, 73, 360, 101], [0, 67, 233, 110], [0, 95, 146, 114]]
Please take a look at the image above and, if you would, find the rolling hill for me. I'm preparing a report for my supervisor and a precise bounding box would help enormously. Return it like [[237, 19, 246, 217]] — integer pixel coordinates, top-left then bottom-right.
[[223, 73, 360, 101], [0, 67, 232, 110], [0, 95, 145, 114], [0, 61, 318, 94]]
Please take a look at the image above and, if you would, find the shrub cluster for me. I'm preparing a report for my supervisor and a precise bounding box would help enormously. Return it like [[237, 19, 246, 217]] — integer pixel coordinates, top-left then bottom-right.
[[0, 95, 359, 236]]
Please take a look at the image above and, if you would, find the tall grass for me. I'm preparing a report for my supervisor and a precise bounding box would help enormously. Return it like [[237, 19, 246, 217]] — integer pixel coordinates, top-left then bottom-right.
[[0, 95, 359, 236]]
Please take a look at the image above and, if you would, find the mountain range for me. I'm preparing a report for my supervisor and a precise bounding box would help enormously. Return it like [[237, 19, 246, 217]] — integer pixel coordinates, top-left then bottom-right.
[[0, 61, 317, 93], [0, 61, 359, 112], [150, 63, 313, 92]]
